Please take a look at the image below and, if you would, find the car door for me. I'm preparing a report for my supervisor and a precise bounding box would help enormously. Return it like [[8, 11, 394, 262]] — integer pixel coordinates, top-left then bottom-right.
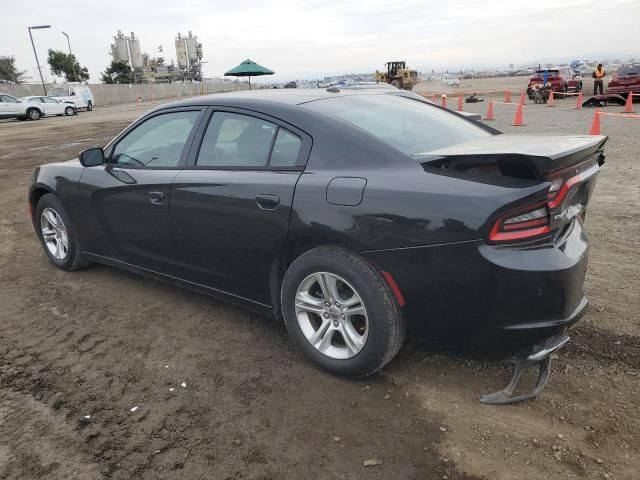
[[41, 96, 64, 115], [0, 95, 21, 116], [77, 107, 204, 272], [170, 108, 311, 306], [0, 95, 8, 118]]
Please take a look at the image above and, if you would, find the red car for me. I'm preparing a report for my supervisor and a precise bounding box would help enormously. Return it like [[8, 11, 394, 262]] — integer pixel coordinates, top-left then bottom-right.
[[527, 68, 582, 99], [607, 63, 640, 98]]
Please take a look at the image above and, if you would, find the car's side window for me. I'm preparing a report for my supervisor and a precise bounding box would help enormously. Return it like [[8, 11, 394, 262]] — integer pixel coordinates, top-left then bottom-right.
[[269, 128, 302, 167], [1, 95, 18, 103], [197, 112, 276, 167], [110, 111, 200, 168], [42, 97, 57, 103]]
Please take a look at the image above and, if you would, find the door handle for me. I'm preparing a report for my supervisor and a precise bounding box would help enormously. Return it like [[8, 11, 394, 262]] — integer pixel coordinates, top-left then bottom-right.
[[255, 194, 280, 210], [148, 191, 165, 205]]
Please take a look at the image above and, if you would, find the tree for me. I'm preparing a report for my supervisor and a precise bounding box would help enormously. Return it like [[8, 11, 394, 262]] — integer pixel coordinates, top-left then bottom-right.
[[100, 60, 133, 84], [0, 56, 26, 83], [47, 49, 90, 82]]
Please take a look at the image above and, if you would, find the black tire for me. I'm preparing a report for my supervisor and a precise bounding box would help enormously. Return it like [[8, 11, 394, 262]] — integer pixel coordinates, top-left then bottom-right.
[[281, 246, 405, 378], [34, 193, 88, 271], [65, 106, 75, 116], [86, 101, 93, 111], [27, 108, 41, 120], [390, 79, 402, 89]]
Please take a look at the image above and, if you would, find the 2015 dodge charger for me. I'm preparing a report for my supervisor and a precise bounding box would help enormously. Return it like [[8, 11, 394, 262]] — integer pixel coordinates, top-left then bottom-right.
[[29, 89, 605, 400]]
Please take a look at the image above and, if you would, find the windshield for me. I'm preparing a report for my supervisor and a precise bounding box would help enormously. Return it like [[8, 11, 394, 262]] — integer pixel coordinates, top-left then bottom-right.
[[303, 94, 491, 155], [48, 88, 69, 97]]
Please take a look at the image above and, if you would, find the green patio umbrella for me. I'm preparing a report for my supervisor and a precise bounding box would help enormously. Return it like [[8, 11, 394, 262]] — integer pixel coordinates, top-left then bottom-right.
[[224, 59, 274, 90]]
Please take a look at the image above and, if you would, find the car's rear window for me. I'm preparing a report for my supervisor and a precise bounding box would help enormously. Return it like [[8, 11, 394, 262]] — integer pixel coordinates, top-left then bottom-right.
[[616, 65, 640, 76], [303, 94, 491, 155]]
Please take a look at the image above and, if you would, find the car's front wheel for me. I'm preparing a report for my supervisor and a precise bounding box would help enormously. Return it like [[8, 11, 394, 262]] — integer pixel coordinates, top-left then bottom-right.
[[86, 101, 93, 111], [281, 246, 405, 378], [35, 193, 87, 270]]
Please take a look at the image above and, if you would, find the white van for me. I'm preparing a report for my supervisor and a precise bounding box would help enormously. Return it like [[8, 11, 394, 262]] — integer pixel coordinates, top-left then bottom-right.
[[48, 84, 95, 111]]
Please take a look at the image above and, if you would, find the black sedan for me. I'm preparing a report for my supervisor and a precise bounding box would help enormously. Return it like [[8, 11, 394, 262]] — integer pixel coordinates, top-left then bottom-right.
[[29, 89, 606, 382]]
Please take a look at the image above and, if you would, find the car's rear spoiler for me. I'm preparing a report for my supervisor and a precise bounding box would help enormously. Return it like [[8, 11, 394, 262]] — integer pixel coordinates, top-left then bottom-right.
[[416, 134, 607, 178]]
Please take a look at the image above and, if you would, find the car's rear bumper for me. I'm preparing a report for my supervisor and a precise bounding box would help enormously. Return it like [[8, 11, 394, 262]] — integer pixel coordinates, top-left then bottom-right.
[[363, 218, 589, 354]]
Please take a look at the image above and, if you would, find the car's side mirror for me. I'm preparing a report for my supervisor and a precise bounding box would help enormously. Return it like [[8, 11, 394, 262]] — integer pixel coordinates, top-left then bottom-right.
[[79, 147, 105, 167]]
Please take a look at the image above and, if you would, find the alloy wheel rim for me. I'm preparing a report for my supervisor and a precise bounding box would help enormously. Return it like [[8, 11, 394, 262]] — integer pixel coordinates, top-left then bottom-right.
[[40, 207, 68, 260], [295, 272, 369, 360], [30, 110, 39, 119]]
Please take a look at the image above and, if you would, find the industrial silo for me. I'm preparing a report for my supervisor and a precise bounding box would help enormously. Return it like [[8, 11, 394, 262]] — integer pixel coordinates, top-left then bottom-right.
[[112, 30, 130, 63], [129, 32, 143, 69], [175, 33, 188, 70]]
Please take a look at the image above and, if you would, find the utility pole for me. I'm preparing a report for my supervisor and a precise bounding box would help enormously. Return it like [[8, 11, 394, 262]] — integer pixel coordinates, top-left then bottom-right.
[[62, 31, 78, 82], [28, 25, 51, 95]]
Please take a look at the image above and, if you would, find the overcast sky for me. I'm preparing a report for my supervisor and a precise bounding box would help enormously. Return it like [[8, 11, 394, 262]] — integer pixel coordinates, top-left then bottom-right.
[[3, 0, 639, 83]]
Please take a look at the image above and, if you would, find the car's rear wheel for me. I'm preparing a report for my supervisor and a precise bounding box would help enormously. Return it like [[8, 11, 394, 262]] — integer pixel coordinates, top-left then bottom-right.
[[27, 108, 41, 120], [65, 106, 75, 116], [35, 193, 87, 271], [281, 246, 405, 378], [86, 101, 93, 111]]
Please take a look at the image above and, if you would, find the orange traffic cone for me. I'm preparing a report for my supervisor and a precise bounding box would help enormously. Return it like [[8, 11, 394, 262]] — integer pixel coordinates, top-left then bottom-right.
[[441, 94, 447, 109], [512, 103, 525, 126], [546, 90, 555, 107], [575, 91, 583, 110], [623, 93, 635, 113], [485, 101, 495, 120], [519, 91, 526, 105], [457, 95, 464, 112], [504, 89, 511, 103], [589, 110, 601, 135]]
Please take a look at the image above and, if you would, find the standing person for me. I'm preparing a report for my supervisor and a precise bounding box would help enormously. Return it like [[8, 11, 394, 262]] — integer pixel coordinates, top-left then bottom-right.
[[593, 64, 606, 95]]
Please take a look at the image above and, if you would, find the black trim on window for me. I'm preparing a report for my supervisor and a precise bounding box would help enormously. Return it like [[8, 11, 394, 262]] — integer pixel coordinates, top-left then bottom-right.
[[184, 106, 312, 171]]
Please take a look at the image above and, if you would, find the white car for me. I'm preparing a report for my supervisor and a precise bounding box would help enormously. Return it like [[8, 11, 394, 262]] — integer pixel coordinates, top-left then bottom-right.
[[441, 75, 461, 87], [20, 96, 77, 117], [0, 93, 47, 121]]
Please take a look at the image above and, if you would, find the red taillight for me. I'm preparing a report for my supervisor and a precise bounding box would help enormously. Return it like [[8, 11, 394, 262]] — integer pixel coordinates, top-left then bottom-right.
[[547, 163, 599, 209], [489, 158, 600, 244], [489, 202, 551, 243]]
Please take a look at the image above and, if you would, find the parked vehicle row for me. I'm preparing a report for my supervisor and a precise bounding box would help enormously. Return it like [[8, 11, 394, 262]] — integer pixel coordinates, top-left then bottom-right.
[[526, 64, 640, 99], [0, 94, 76, 121], [0, 84, 95, 122]]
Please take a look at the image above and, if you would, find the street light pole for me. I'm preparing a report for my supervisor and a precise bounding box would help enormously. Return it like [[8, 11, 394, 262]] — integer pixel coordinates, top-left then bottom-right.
[[62, 31, 78, 82], [28, 25, 51, 95]]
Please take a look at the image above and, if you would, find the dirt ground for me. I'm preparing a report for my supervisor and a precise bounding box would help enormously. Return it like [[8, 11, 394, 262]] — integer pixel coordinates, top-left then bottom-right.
[[0, 90, 638, 480]]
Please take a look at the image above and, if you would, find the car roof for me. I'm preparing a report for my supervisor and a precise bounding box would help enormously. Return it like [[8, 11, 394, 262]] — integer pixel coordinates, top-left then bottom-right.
[[155, 88, 413, 110]]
